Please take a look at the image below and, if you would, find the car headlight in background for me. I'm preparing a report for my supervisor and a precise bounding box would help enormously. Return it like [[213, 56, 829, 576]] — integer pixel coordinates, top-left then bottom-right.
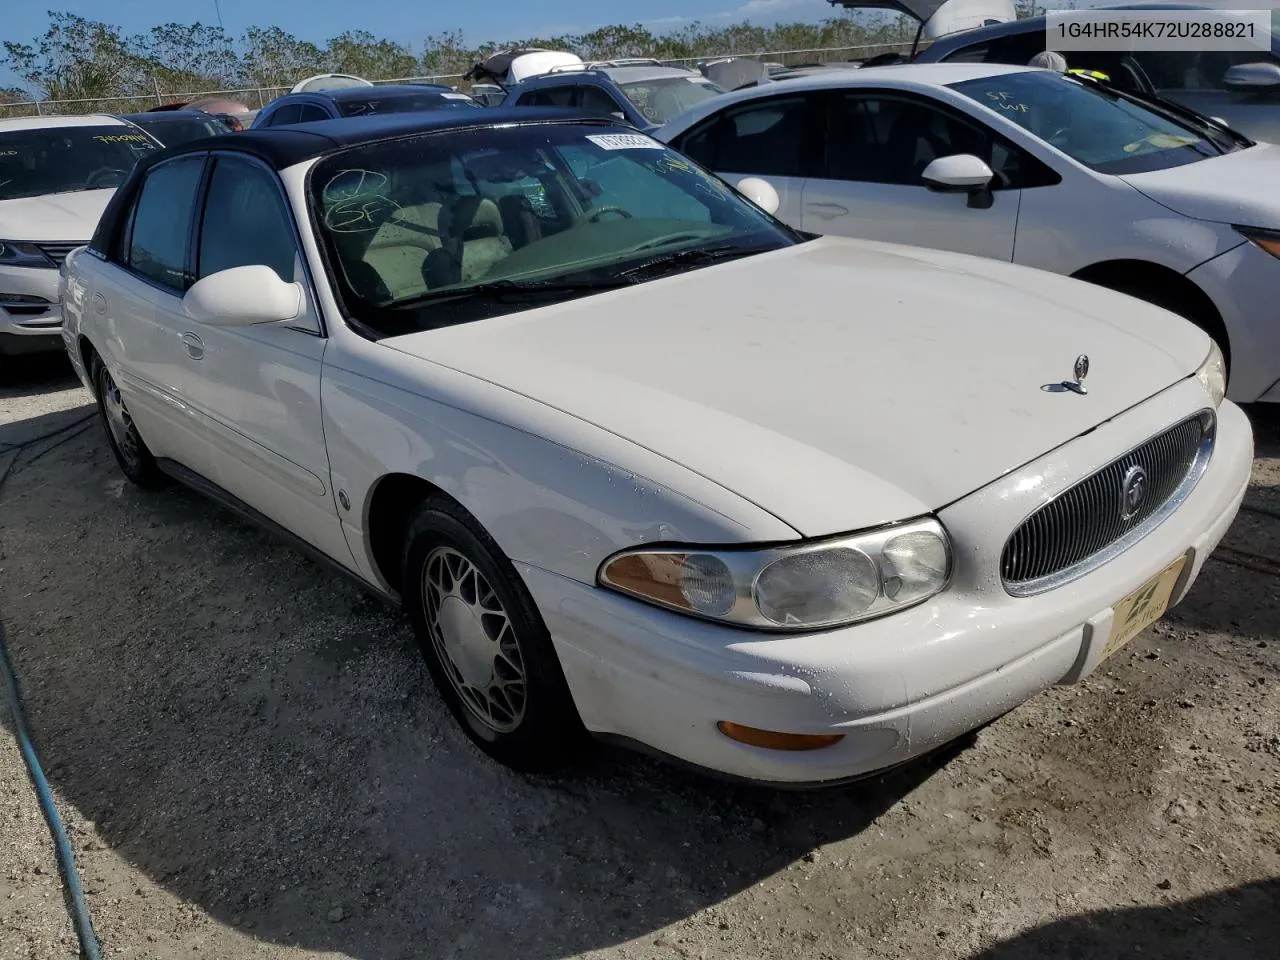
[[597, 517, 951, 631], [0, 241, 55, 268], [1233, 225, 1280, 260], [1194, 340, 1227, 408]]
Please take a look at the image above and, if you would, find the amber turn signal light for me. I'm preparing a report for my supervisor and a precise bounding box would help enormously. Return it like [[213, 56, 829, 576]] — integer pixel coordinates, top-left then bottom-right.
[[716, 721, 844, 751]]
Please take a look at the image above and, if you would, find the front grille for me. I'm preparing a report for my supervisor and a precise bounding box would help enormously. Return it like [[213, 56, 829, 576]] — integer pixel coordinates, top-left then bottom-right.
[[1001, 412, 1213, 594], [34, 242, 83, 267]]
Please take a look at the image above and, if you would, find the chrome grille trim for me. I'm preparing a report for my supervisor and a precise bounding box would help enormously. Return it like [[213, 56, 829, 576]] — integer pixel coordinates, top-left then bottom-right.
[[34, 242, 84, 267], [1001, 410, 1215, 597]]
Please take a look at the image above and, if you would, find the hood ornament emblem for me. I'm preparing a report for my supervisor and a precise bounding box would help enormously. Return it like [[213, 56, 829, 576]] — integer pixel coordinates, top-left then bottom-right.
[[1043, 354, 1090, 395]]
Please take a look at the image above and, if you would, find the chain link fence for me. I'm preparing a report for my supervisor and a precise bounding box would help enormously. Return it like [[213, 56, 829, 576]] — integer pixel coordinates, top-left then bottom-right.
[[0, 40, 921, 119]]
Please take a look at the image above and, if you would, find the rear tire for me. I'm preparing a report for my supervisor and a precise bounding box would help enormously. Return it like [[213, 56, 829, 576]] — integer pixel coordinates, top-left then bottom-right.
[[93, 357, 166, 489], [401, 496, 586, 772]]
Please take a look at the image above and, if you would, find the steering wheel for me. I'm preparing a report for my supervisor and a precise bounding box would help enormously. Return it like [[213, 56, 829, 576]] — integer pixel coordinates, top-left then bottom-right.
[[582, 205, 633, 223], [85, 167, 127, 189]]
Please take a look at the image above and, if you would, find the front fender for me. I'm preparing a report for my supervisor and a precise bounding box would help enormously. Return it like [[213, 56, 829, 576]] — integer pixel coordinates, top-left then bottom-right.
[[319, 337, 800, 591]]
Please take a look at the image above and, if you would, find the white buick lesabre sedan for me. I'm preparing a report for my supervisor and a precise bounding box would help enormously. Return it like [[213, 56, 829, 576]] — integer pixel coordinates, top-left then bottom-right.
[[61, 109, 1252, 785]]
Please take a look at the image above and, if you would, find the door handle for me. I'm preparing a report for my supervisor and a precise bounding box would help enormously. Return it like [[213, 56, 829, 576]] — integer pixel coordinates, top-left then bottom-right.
[[181, 332, 205, 360], [805, 202, 849, 220]]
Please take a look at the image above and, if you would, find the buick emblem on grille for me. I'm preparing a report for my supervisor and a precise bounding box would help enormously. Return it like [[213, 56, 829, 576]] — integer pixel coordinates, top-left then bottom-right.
[[1120, 464, 1148, 521], [1042, 354, 1090, 395]]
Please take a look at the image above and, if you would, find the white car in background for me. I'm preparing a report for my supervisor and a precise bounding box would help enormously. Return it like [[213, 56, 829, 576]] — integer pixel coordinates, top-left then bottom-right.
[[0, 115, 158, 375], [61, 109, 1251, 786], [657, 63, 1280, 405]]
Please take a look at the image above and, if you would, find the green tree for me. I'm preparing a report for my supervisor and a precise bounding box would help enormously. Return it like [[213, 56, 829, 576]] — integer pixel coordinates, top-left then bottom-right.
[[1, 11, 145, 101], [241, 26, 325, 87], [326, 30, 419, 79], [132, 21, 241, 90]]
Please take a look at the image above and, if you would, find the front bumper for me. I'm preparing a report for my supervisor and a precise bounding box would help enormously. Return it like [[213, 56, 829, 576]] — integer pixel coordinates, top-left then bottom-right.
[[522, 380, 1253, 785], [0, 263, 64, 357], [1187, 239, 1280, 403]]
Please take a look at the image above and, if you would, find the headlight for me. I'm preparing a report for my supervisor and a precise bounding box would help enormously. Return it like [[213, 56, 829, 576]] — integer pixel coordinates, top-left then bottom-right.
[[597, 517, 951, 631], [1233, 225, 1280, 260], [1194, 340, 1227, 408], [0, 240, 55, 268]]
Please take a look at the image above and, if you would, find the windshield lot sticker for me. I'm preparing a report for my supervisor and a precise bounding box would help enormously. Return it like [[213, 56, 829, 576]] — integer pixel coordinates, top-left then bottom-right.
[[93, 134, 150, 143], [586, 133, 665, 151]]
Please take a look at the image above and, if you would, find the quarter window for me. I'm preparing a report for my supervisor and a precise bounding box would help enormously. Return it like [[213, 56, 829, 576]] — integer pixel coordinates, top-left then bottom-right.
[[126, 156, 204, 292], [296, 104, 331, 123], [197, 157, 298, 283], [677, 95, 819, 177], [266, 103, 303, 126]]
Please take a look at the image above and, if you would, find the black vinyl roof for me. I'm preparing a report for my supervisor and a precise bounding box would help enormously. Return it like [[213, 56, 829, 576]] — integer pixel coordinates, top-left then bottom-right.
[[138, 106, 619, 171], [89, 107, 625, 256]]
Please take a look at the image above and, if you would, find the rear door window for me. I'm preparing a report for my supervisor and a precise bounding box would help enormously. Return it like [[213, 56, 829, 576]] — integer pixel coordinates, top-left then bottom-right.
[[125, 156, 205, 292]]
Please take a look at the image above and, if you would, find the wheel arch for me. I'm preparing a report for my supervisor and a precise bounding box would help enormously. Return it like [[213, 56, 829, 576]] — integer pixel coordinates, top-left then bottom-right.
[[1070, 259, 1231, 368], [364, 472, 456, 597]]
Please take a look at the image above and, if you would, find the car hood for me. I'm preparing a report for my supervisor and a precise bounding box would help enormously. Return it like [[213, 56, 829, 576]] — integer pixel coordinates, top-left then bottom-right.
[[0, 189, 114, 242], [1119, 142, 1280, 226], [385, 237, 1208, 536]]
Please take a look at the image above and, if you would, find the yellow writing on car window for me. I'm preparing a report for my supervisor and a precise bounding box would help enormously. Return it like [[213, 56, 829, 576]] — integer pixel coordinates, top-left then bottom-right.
[[93, 134, 148, 144]]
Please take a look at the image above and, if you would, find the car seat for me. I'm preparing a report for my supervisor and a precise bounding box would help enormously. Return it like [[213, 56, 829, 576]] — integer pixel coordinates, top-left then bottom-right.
[[422, 196, 513, 288], [497, 194, 542, 249]]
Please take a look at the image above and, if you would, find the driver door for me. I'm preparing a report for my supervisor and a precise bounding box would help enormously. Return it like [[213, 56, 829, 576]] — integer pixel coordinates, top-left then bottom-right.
[[802, 92, 1019, 261]]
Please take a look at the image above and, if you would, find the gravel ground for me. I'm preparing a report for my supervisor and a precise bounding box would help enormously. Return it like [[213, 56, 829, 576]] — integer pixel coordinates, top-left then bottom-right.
[[1, 356, 1277, 960]]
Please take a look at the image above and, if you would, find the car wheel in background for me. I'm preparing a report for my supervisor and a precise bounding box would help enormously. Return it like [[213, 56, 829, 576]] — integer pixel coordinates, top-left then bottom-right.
[[401, 496, 587, 771], [93, 357, 166, 488]]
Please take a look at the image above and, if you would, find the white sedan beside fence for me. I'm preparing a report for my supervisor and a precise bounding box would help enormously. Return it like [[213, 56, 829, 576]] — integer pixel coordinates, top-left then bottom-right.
[[61, 109, 1251, 786], [657, 63, 1280, 406]]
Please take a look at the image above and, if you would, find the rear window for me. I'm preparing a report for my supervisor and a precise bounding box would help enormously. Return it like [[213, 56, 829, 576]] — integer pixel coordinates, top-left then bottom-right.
[[128, 116, 228, 146], [0, 126, 159, 201], [337, 92, 484, 117]]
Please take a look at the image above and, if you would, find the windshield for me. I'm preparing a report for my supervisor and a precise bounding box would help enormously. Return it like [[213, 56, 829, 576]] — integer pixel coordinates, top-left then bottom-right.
[[128, 115, 229, 146], [337, 92, 483, 117], [308, 122, 794, 336], [0, 126, 159, 201], [619, 76, 727, 125], [949, 70, 1236, 174]]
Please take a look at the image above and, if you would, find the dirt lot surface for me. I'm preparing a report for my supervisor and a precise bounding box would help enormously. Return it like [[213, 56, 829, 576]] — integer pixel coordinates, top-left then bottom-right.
[[1, 357, 1278, 960]]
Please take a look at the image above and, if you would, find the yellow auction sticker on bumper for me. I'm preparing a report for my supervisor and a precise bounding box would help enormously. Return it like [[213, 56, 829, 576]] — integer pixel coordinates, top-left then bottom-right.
[[1101, 553, 1189, 663]]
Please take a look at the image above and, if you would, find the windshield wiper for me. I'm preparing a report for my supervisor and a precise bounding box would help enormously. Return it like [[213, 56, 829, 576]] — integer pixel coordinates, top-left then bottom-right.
[[393, 275, 636, 309], [615, 242, 774, 281]]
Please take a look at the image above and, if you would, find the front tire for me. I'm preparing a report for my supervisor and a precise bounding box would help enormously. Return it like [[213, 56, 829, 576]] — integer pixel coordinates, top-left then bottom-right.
[[401, 497, 586, 771], [93, 357, 165, 489]]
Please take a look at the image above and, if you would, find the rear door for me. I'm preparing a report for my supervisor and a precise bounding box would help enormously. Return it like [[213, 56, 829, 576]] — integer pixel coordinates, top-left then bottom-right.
[[94, 153, 214, 475], [801, 90, 1021, 260], [669, 92, 824, 228]]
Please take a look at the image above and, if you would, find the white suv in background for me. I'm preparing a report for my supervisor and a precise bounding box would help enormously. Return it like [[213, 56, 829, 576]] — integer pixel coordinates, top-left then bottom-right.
[[0, 115, 158, 375]]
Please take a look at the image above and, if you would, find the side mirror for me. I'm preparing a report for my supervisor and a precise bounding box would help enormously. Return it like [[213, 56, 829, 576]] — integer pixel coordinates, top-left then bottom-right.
[[182, 265, 302, 327], [734, 176, 781, 216], [921, 154, 996, 209], [1223, 62, 1280, 94]]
